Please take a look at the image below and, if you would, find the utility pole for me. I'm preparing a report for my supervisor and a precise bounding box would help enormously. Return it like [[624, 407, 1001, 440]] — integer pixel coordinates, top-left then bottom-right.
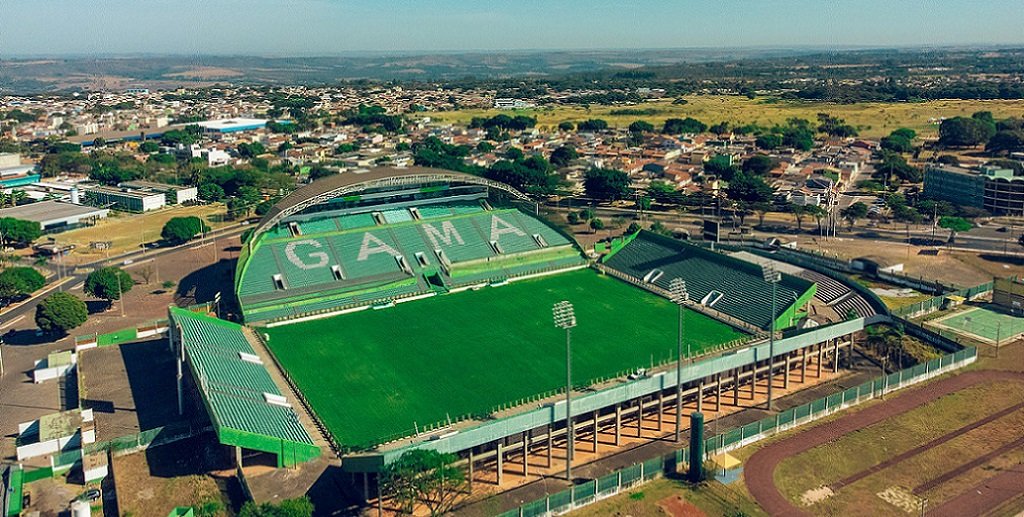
[[762, 262, 781, 411], [553, 301, 576, 482], [117, 273, 125, 318], [669, 278, 689, 443]]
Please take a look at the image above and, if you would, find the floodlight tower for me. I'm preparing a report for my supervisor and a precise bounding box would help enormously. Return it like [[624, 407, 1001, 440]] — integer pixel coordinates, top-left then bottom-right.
[[669, 278, 689, 443], [553, 300, 577, 481], [761, 262, 782, 411]]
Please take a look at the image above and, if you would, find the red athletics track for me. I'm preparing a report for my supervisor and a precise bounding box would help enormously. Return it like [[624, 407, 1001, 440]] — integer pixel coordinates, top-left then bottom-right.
[[744, 370, 1024, 517]]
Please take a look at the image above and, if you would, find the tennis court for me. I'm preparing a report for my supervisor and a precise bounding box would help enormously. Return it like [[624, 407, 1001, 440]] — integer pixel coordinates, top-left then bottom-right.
[[931, 305, 1024, 345], [262, 268, 748, 449]]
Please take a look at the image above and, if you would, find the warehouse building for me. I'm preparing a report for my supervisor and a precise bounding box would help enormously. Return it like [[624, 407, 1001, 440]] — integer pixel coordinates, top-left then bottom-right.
[[122, 180, 199, 205], [0, 200, 109, 232], [196, 118, 269, 134], [86, 185, 166, 212]]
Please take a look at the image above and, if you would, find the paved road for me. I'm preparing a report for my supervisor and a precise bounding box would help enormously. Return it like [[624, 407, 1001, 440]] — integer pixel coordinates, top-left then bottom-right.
[[545, 204, 1023, 254], [0, 223, 248, 329]]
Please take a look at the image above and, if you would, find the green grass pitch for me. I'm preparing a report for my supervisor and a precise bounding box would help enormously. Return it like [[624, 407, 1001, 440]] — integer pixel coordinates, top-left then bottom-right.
[[263, 269, 747, 448]]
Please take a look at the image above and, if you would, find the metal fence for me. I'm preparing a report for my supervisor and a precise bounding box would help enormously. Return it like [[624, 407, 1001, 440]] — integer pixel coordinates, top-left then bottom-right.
[[890, 282, 994, 319], [492, 345, 977, 517]]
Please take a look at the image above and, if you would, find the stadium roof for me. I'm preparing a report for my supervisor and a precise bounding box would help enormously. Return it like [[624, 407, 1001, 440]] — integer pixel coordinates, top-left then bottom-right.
[[169, 306, 318, 465], [253, 166, 533, 240]]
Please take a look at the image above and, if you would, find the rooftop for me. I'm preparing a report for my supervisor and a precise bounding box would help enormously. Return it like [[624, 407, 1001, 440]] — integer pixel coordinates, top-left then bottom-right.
[[38, 409, 83, 441], [0, 200, 108, 223], [196, 118, 268, 131]]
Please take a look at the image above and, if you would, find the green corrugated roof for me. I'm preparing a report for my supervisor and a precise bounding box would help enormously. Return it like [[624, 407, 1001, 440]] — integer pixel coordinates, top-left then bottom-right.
[[169, 307, 315, 448]]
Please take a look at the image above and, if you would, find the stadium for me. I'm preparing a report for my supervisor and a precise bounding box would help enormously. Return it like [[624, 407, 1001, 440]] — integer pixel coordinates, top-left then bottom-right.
[[167, 166, 877, 507]]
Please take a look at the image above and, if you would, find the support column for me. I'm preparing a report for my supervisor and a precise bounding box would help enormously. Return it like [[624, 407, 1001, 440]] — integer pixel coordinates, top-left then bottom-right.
[[733, 368, 740, 406], [523, 432, 529, 477], [817, 342, 824, 378], [697, 380, 704, 413], [801, 347, 808, 383], [834, 338, 841, 373], [592, 410, 599, 452], [496, 442, 504, 486], [377, 476, 383, 517], [468, 448, 475, 491], [636, 398, 643, 437], [546, 424, 552, 468], [235, 446, 242, 468], [657, 391, 665, 431], [614, 403, 621, 446], [363, 472, 369, 502], [783, 352, 791, 389], [749, 366, 756, 399], [715, 373, 721, 412]]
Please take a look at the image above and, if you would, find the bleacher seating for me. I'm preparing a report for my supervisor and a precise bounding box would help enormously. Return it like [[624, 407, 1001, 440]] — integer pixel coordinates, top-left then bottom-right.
[[832, 292, 876, 319], [238, 204, 581, 322], [603, 232, 815, 330], [799, 270, 849, 304], [380, 208, 414, 224], [299, 218, 340, 235]]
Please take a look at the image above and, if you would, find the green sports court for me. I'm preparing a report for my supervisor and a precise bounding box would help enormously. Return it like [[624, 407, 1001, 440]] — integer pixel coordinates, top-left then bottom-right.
[[262, 269, 747, 449], [930, 305, 1024, 345]]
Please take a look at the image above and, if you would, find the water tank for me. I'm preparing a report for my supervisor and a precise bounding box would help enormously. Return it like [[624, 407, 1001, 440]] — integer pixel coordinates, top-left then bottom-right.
[[70, 187, 81, 205], [70, 500, 91, 517]]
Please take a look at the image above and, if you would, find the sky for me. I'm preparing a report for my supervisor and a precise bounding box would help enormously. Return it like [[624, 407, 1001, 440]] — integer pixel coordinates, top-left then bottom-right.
[[3, 0, 1024, 56]]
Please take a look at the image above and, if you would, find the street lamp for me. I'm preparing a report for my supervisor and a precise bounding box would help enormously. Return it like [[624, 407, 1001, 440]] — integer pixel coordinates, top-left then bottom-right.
[[553, 300, 576, 481], [761, 262, 781, 411], [669, 278, 689, 443]]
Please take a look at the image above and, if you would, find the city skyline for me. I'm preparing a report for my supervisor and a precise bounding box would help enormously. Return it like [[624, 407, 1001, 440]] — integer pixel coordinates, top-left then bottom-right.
[[3, 0, 1024, 56]]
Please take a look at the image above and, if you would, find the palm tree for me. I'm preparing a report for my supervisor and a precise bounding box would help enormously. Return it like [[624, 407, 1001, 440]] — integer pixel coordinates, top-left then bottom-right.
[[791, 204, 806, 231]]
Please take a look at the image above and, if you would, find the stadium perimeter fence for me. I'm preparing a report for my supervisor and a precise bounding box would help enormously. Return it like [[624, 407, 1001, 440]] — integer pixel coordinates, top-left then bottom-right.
[[891, 281, 995, 319], [492, 341, 977, 517]]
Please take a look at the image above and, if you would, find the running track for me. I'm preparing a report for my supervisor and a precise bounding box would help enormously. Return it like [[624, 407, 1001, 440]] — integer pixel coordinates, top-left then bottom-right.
[[744, 370, 1024, 517]]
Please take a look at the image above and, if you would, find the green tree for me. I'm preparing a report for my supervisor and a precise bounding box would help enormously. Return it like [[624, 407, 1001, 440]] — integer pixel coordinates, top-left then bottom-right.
[[577, 119, 608, 132], [704, 155, 739, 181], [628, 120, 655, 133], [161, 216, 210, 245], [0, 217, 43, 247], [35, 292, 88, 334], [891, 128, 917, 140], [381, 450, 466, 516], [475, 141, 494, 153], [806, 204, 827, 234], [237, 497, 314, 517], [549, 145, 578, 167], [880, 135, 913, 153], [557, 121, 575, 131], [625, 222, 642, 234], [567, 211, 580, 225], [0, 267, 46, 300], [725, 172, 773, 204], [139, 141, 160, 153], [662, 117, 707, 135], [742, 155, 775, 176], [985, 130, 1024, 155], [938, 116, 996, 147], [841, 202, 869, 230], [755, 133, 783, 150], [197, 183, 225, 202], [590, 217, 605, 233], [938, 216, 972, 243], [583, 168, 631, 201], [84, 267, 134, 303]]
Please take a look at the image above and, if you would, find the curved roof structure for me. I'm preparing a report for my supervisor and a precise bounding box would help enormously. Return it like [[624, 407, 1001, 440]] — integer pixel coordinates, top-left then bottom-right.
[[253, 166, 531, 239]]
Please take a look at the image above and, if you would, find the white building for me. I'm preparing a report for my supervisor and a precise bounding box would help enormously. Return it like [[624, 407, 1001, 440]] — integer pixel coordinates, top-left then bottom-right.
[[16, 409, 95, 461]]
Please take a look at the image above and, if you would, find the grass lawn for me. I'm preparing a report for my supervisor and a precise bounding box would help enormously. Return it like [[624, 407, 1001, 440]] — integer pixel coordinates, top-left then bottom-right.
[[569, 477, 766, 517], [58, 203, 228, 261], [263, 269, 746, 448], [424, 96, 1024, 138]]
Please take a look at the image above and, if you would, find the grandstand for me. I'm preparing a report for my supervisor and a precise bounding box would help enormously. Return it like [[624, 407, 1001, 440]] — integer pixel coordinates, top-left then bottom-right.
[[235, 168, 585, 323], [168, 306, 319, 467], [602, 231, 817, 330]]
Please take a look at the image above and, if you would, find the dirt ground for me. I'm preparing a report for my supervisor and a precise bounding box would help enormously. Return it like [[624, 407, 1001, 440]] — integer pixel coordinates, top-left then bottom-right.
[[78, 338, 181, 440], [111, 436, 241, 517], [57, 204, 230, 262], [744, 370, 1024, 516], [797, 236, 1024, 288]]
